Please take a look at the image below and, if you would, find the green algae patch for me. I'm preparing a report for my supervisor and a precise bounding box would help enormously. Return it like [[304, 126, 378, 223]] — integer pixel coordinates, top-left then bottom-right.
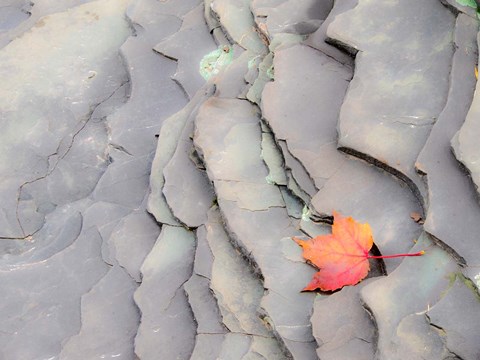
[[456, 0, 477, 8], [199, 45, 234, 80]]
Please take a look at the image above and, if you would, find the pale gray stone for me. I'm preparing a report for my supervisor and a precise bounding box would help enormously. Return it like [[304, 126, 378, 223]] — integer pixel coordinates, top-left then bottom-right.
[[312, 282, 375, 360], [327, 0, 455, 203], [163, 108, 215, 228], [154, 4, 217, 98], [109, 211, 160, 282], [195, 98, 318, 358], [361, 234, 459, 359], [211, 0, 267, 54], [416, 14, 480, 281], [134, 225, 196, 360], [184, 273, 226, 334], [0, 0, 131, 238], [452, 32, 480, 200], [59, 266, 139, 360], [428, 277, 480, 360], [0, 228, 108, 360]]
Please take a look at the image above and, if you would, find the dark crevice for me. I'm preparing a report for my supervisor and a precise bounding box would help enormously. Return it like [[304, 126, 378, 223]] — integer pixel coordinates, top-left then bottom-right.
[[369, 242, 387, 276], [359, 299, 380, 358], [338, 146, 425, 211], [426, 232, 466, 266]]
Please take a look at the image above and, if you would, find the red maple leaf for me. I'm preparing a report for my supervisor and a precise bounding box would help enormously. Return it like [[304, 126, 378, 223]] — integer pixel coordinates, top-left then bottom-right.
[[293, 211, 424, 291]]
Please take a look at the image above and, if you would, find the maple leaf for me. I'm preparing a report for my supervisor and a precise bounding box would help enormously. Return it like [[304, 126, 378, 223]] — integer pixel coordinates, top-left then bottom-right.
[[293, 211, 424, 292]]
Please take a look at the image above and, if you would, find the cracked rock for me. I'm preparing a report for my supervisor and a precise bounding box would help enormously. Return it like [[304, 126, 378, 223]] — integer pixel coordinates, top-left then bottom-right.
[[0, 0, 131, 238]]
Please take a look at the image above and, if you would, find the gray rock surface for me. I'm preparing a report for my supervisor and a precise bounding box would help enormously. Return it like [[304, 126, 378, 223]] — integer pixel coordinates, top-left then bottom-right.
[[312, 281, 375, 360], [452, 32, 480, 200], [327, 0, 456, 203], [361, 234, 459, 359], [416, 14, 480, 281], [195, 97, 318, 358], [59, 265, 139, 360], [428, 276, 480, 360], [3, 0, 480, 359], [134, 225, 196, 360]]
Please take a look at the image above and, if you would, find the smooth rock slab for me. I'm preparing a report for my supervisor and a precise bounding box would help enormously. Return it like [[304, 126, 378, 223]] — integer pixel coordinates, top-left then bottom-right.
[[391, 313, 450, 360], [108, 0, 187, 158], [428, 277, 480, 360], [327, 0, 455, 202], [305, 0, 356, 66], [360, 234, 459, 359], [0, 202, 82, 264], [416, 14, 480, 278], [108, 210, 159, 282], [206, 206, 271, 337], [59, 265, 139, 360], [312, 282, 375, 360], [154, 4, 217, 98], [262, 43, 351, 190], [217, 333, 288, 360], [194, 98, 268, 184], [0, 227, 108, 360], [93, 151, 152, 209], [190, 334, 225, 360], [262, 0, 332, 36], [82, 201, 132, 263], [148, 86, 215, 226], [261, 130, 288, 186], [0, 0, 30, 32], [193, 224, 214, 279], [134, 225, 196, 360], [163, 102, 215, 228], [211, 0, 267, 54], [184, 273, 226, 335], [452, 32, 480, 200]]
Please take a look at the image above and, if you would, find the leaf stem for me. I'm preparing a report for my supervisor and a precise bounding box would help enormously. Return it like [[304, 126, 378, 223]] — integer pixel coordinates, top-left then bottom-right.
[[367, 250, 425, 259]]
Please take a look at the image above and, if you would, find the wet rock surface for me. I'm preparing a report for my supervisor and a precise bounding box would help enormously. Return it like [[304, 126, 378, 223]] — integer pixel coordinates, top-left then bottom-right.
[[2, 0, 480, 359]]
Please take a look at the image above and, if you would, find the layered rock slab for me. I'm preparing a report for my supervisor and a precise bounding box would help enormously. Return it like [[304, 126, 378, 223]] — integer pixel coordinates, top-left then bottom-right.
[[428, 276, 480, 360], [416, 14, 480, 281], [262, 42, 423, 272], [361, 234, 459, 359], [162, 91, 216, 228], [187, 207, 287, 359], [195, 97, 318, 358], [452, 32, 480, 200], [327, 0, 456, 202], [154, 4, 217, 98], [134, 225, 196, 360]]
